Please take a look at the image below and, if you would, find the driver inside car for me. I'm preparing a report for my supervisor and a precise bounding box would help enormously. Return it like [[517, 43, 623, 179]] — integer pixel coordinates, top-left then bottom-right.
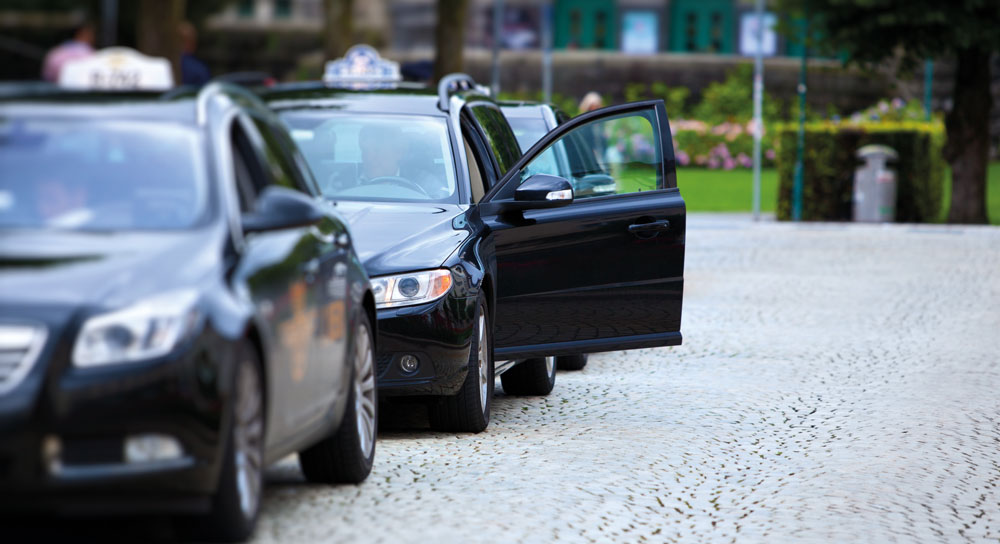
[[357, 124, 445, 198]]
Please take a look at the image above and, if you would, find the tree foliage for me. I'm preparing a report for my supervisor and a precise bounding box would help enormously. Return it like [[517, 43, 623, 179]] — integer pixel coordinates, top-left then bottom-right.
[[776, 0, 1000, 71], [776, 0, 1000, 223]]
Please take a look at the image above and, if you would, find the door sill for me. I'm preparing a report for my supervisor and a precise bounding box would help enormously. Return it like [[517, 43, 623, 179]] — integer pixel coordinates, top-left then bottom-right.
[[495, 331, 682, 361]]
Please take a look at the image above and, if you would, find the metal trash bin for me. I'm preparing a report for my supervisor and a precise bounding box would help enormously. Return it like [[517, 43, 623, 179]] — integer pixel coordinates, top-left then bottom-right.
[[853, 145, 898, 222]]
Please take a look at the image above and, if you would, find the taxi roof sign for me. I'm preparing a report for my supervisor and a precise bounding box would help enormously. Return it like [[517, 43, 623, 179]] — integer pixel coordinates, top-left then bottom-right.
[[59, 47, 173, 91], [323, 45, 401, 88]]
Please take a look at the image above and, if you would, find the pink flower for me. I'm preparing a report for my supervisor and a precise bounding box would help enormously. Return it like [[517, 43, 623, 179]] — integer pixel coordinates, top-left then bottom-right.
[[736, 153, 752, 167], [707, 157, 720, 169], [695, 155, 708, 165], [765, 148, 776, 160], [723, 158, 736, 170], [676, 150, 690, 166]]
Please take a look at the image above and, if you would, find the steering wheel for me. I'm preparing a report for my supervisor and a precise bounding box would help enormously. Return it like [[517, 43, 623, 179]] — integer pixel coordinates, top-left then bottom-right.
[[363, 176, 430, 197]]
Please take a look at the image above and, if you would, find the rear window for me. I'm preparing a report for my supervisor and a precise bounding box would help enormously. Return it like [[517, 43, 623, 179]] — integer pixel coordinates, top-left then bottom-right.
[[0, 117, 209, 231]]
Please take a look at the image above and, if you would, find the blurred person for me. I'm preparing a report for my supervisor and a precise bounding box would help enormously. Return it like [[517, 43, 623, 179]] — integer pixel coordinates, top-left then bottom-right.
[[36, 174, 88, 225], [42, 22, 95, 82], [578, 91, 604, 113], [578, 92, 608, 169], [179, 21, 211, 85], [358, 124, 443, 197]]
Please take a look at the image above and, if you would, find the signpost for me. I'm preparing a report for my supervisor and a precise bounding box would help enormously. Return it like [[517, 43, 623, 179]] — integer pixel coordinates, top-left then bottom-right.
[[541, 1, 553, 104], [59, 47, 173, 91], [492, 0, 503, 95], [792, 18, 808, 222], [751, 0, 766, 221]]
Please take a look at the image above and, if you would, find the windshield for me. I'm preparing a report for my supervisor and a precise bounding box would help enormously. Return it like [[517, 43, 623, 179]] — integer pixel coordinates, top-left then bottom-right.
[[0, 117, 208, 231], [279, 112, 458, 203], [506, 116, 550, 152]]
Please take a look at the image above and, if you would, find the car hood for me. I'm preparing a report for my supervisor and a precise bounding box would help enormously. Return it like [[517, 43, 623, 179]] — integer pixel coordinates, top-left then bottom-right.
[[334, 201, 470, 277], [0, 227, 224, 309]]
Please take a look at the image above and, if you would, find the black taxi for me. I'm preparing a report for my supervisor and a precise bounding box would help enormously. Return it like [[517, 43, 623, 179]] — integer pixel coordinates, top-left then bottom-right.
[[0, 81, 376, 541], [263, 45, 686, 434]]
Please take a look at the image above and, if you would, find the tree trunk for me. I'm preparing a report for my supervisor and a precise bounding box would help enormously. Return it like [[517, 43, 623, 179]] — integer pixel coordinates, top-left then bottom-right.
[[944, 48, 991, 224], [433, 0, 468, 84], [324, 0, 354, 60], [135, 0, 186, 84]]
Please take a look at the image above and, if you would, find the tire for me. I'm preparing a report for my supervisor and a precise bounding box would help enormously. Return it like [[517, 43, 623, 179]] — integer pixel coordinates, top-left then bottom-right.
[[183, 341, 265, 542], [428, 295, 493, 433], [299, 313, 377, 484], [556, 354, 588, 371], [500, 356, 556, 396]]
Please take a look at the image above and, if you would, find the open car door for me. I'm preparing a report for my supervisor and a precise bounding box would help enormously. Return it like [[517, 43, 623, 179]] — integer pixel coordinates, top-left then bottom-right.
[[480, 100, 685, 360]]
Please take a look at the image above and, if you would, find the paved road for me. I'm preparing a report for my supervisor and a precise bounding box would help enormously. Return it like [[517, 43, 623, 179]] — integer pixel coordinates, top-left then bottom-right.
[[252, 215, 1000, 543]]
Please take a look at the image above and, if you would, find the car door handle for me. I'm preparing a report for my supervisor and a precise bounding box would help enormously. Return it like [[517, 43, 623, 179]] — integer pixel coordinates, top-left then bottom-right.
[[628, 220, 671, 235]]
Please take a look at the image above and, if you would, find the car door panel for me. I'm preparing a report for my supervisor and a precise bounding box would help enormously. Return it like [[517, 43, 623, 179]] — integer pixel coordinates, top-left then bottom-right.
[[484, 100, 685, 360]]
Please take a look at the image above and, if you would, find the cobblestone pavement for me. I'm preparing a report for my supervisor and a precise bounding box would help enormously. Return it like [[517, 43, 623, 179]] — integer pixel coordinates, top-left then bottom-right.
[[252, 215, 1000, 543]]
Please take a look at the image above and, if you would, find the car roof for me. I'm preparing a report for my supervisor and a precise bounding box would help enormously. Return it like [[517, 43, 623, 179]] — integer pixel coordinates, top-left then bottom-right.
[[262, 81, 449, 117], [499, 102, 552, 120], [0, 85, 200, 124]]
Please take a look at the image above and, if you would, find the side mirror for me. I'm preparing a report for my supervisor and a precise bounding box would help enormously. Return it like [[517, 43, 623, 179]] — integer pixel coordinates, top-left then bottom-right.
[[495, 174, 573, 212], [242, 186, 323, 234]]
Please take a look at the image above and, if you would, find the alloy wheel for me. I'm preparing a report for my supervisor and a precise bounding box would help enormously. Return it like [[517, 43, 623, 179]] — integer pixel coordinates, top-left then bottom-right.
[[354, 322, 376, 459], [477, 313, 489, 414], [234, 358, 264, 519]]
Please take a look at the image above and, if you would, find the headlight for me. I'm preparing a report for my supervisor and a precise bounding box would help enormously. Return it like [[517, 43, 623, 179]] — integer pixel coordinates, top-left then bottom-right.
[[73, 289, 201, 368], [370, 269, 453, 309]]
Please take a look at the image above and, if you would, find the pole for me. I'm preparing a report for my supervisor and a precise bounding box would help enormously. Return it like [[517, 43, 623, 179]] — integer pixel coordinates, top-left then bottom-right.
[[923, 59, 934, 121], [491, 0, 503, 95], [751, 0, 764, 221], [101, 0, 119, 47], [541, 1, 553, 104], [792, 16, 808, 222]]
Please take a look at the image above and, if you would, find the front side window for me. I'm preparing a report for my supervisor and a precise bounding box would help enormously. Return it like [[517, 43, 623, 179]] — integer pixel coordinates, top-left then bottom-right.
[[0, 117, 209, 231], [280, 112, 458, 203], [516, 109, 663, 199]]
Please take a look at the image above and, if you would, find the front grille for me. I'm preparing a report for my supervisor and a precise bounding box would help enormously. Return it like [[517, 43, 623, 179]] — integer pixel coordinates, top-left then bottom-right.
[[376, 353, 394, 378], [0, 324, 47, 395]]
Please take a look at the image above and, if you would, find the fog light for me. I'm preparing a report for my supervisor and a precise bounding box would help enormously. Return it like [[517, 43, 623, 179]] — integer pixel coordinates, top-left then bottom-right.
[[42, 435, 62, 475], [124, 433, 183, 463], [399, 354, 419, 373]]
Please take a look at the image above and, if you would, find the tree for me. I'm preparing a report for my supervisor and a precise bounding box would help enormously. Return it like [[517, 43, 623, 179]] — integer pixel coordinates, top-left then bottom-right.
[[776, 0, 1000, 224], [323, 0, 354, 60], [135, 0, 186, 83], [433, 0, 468, 83]]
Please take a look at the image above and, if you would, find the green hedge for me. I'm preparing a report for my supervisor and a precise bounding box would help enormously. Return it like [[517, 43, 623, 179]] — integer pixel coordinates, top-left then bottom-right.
[[776, 122, 945, 222]]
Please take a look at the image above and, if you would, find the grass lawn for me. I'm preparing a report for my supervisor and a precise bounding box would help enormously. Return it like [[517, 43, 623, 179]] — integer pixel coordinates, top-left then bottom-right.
[[676, 163, 1000, 224]]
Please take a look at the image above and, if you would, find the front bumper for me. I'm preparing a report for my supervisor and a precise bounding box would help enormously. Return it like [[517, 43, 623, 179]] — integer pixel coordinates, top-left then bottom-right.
[[0, 332, 232, 515], [375, 292, 477, 398]]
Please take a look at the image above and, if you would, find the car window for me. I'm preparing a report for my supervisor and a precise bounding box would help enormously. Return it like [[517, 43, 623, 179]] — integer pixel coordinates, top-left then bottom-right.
[[230, 122, 259, 213], [249, 116, 309, 193], [468, 104, 521, 176], [515, 109, 663, 199], [0, 117, 209, 231], [464, 133, 486, 203], [279, 112, 458, 203], [506, 116, 550, 152]]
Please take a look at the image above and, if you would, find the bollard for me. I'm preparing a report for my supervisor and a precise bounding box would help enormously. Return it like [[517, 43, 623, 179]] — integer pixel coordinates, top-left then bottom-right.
[[853, 145, 898, 222]]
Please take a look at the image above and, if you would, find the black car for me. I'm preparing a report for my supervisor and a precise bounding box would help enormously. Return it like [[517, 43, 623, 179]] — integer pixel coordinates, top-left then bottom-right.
[[264, 71, 686, 434], [0, 83, 377, 541]]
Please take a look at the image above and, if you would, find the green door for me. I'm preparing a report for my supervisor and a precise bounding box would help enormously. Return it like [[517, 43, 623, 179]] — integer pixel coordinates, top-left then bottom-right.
[[554, 0, 617, 50], [669, 0, 734, 54]]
